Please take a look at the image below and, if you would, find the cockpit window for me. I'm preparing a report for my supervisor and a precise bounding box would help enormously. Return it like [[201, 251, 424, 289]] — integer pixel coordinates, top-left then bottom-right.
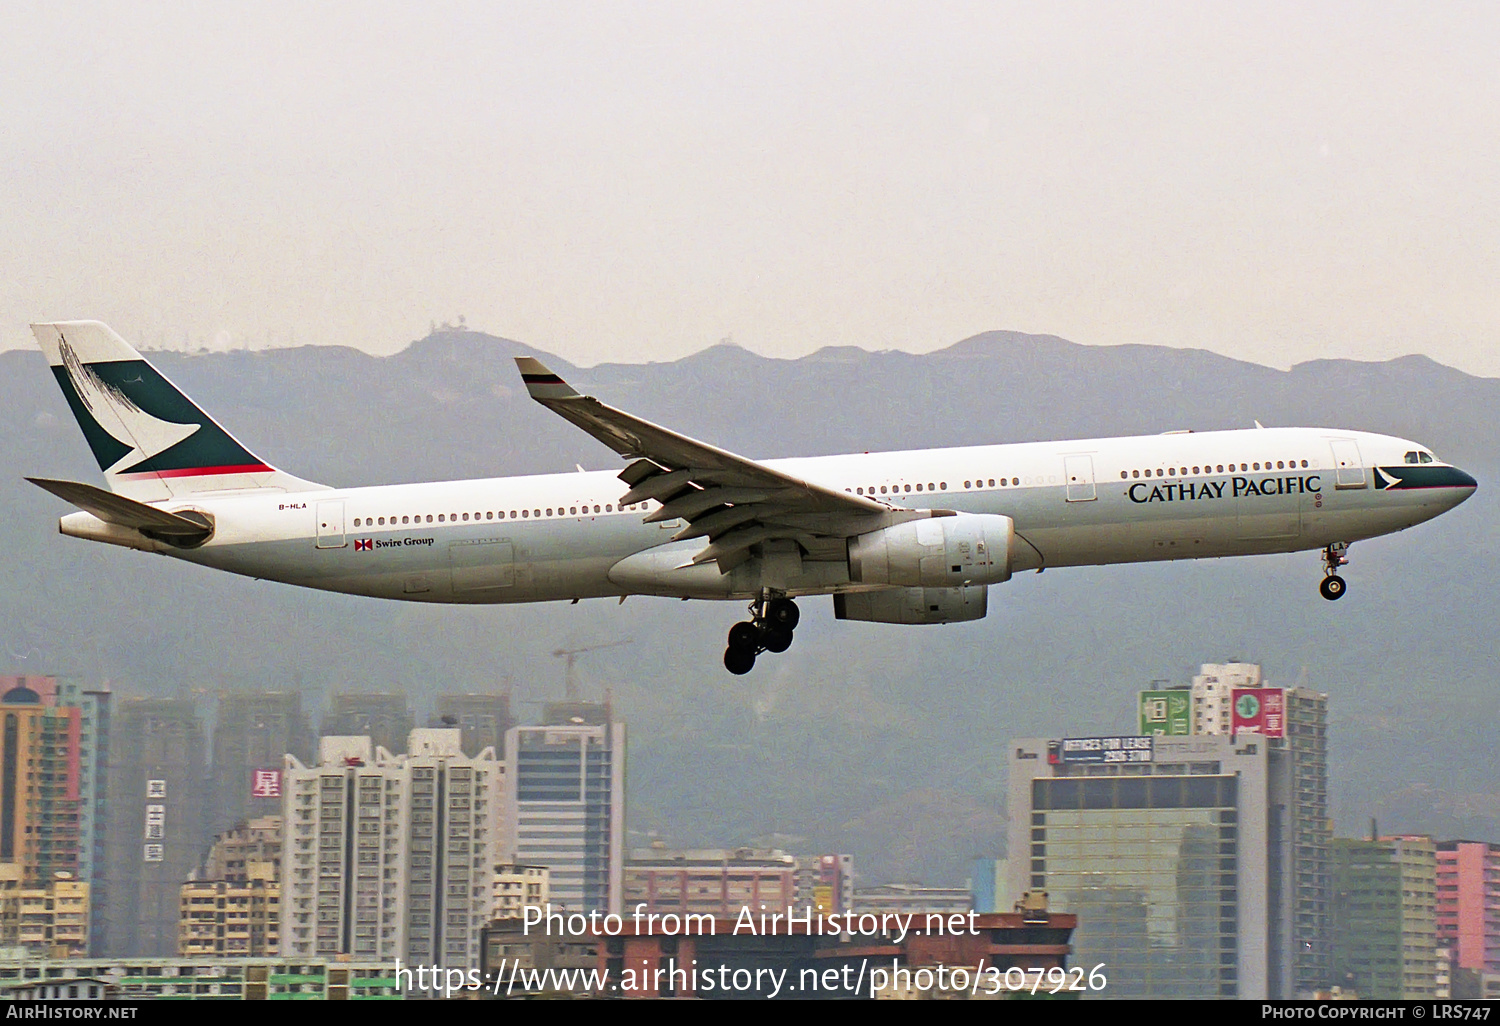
[[1405, 451, 1420, 464], [1419, 452, 1434, 464]]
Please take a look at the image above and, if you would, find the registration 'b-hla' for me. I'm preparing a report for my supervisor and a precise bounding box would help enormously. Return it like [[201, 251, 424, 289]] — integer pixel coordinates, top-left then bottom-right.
[[27, 321, 1477, 673]]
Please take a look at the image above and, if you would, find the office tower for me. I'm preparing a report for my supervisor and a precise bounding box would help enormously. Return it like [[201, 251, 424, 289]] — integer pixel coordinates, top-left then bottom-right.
[[322, 693, 412, 755], [210, 692, 313, 839], [103, 697, 208, 957], [431, 692, 514, 757], [281, 729, 502, 970], [1331, 835, 1439, 998], [623, 847, 797, 915], [505, 702, 624, 915], [1435, 840, 1500, 977], [1010, 732, 1273, 999]]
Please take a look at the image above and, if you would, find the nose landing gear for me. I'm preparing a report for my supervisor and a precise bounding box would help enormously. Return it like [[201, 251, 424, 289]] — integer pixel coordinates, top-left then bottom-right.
[[723, 593, 800, 674], [1319, 542, 1349, 600]]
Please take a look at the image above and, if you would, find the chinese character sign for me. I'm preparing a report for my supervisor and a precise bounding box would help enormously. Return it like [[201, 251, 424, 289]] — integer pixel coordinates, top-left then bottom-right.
[[250, 768, 282, 799], [1139, 690, 1191, 736], [1231, 688, 1286, 738]]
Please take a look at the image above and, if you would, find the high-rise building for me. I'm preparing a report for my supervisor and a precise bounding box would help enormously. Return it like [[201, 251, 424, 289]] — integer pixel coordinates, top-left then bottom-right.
[[1009, 732, 1274, 999], [0, 675, 113, 955], [102, 697, 208, 957], [210, 692, 313, 840], [1137, 665, 1331, 996], [281, 729, 502, 970], [1275, 686, 1332, 996], [322, 693, 413, 755], [0, 680, 82, 886], [1331, 835, 1439, 998], [431, 692, 514, 757], [505, 702, 624, 915], [1435, 840, 1500, 977]]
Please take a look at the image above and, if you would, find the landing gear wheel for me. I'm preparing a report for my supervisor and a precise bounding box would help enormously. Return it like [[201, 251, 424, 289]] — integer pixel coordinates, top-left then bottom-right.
[[1320, 575, 1346, 601], [724, 646, 756, 675], [727, 621, 761, 652], [766, 597, 800, 630], [761, 626, 793, 653]]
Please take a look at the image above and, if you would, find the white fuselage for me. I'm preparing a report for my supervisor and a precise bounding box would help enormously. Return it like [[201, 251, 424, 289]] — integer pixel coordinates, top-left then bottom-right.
[[61, 426, 1475, 605]]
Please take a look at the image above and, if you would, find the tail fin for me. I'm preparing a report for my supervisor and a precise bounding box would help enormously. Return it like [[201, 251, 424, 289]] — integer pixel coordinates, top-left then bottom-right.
[[32, 321, 326, 501]]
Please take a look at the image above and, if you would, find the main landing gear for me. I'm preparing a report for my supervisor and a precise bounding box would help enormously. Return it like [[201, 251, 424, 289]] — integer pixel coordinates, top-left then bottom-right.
[[723, 594, 800, 675], [1319, 542, 1349, 601]]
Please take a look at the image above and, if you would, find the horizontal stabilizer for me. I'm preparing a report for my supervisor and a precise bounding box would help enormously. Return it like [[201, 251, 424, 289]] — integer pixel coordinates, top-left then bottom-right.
[[27, 477, 212, 539]]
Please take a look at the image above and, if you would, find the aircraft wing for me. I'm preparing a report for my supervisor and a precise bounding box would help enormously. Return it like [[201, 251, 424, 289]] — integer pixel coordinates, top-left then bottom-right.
[[516, 358, 930, 571]]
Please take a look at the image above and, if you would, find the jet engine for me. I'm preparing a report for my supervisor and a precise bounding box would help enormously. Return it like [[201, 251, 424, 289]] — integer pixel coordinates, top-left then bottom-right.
[[846, 513, 1014, 587]]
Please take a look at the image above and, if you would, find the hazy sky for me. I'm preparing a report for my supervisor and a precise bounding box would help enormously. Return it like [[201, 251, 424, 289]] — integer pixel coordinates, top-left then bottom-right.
[[5, 2, 1499, 373]]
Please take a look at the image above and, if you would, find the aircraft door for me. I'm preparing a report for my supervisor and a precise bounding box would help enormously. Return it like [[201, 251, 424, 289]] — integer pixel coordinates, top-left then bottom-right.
[[315, 500, 346, 548], [1064, 455, 1097, 501], [1329, 439, 1366, 489]]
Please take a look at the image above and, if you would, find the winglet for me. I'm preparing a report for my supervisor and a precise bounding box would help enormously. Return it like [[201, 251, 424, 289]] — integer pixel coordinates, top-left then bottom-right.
[[515, 358, 581, 400]]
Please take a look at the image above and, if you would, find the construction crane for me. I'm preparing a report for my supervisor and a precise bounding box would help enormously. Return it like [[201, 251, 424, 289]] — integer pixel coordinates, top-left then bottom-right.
[[552, 639, 632, 701]]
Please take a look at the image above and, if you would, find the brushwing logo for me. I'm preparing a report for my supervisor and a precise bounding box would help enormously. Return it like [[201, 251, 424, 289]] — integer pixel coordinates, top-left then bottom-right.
[[58, 334, 200, 473]]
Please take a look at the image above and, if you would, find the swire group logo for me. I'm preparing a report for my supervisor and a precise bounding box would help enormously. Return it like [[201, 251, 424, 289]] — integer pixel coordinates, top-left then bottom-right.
[[354, 538, 372, 551]]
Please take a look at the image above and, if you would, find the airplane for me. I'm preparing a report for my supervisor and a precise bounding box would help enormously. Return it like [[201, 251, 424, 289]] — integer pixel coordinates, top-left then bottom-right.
[[26, 320, 1478, 674]]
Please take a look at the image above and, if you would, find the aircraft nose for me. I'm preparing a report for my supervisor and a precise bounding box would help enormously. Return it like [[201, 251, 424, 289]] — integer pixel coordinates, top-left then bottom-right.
[[1452, 466, 1478, 497]]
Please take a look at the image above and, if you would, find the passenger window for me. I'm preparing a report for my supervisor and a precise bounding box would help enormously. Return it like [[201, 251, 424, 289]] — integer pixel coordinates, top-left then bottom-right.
[[939, 482, 947, 490], [606, 504, 613, 512], [915, 483, 923, 491], [928, 483, 935, 490], [437, 515, 444, 522], [880, 486, 887, 494], [1217, 465, 1224, 472], [964, 481, 971, 489], [570, 507, 577, 515], [1252, 463, 1260, 471], [988, 478, 995, 487], [522, 510, 528, 518], [377, 517, 385, 526], [402, 516, 409, 524], [462, 513, 468, 521], [546, 508, 553, 516], [856, 487, 863, 494]]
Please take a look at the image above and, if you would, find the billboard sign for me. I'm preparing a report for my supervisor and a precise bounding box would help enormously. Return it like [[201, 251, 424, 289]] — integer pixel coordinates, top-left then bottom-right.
[[1231, 688, 1285, 738], [1047, 736, 1153, 765], [1139, 690, 1191, 736]]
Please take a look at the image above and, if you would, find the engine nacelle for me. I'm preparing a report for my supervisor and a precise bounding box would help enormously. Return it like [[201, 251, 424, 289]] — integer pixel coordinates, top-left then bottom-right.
[[847, 513, 1013, 587], [834, 586, 988, 624]]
